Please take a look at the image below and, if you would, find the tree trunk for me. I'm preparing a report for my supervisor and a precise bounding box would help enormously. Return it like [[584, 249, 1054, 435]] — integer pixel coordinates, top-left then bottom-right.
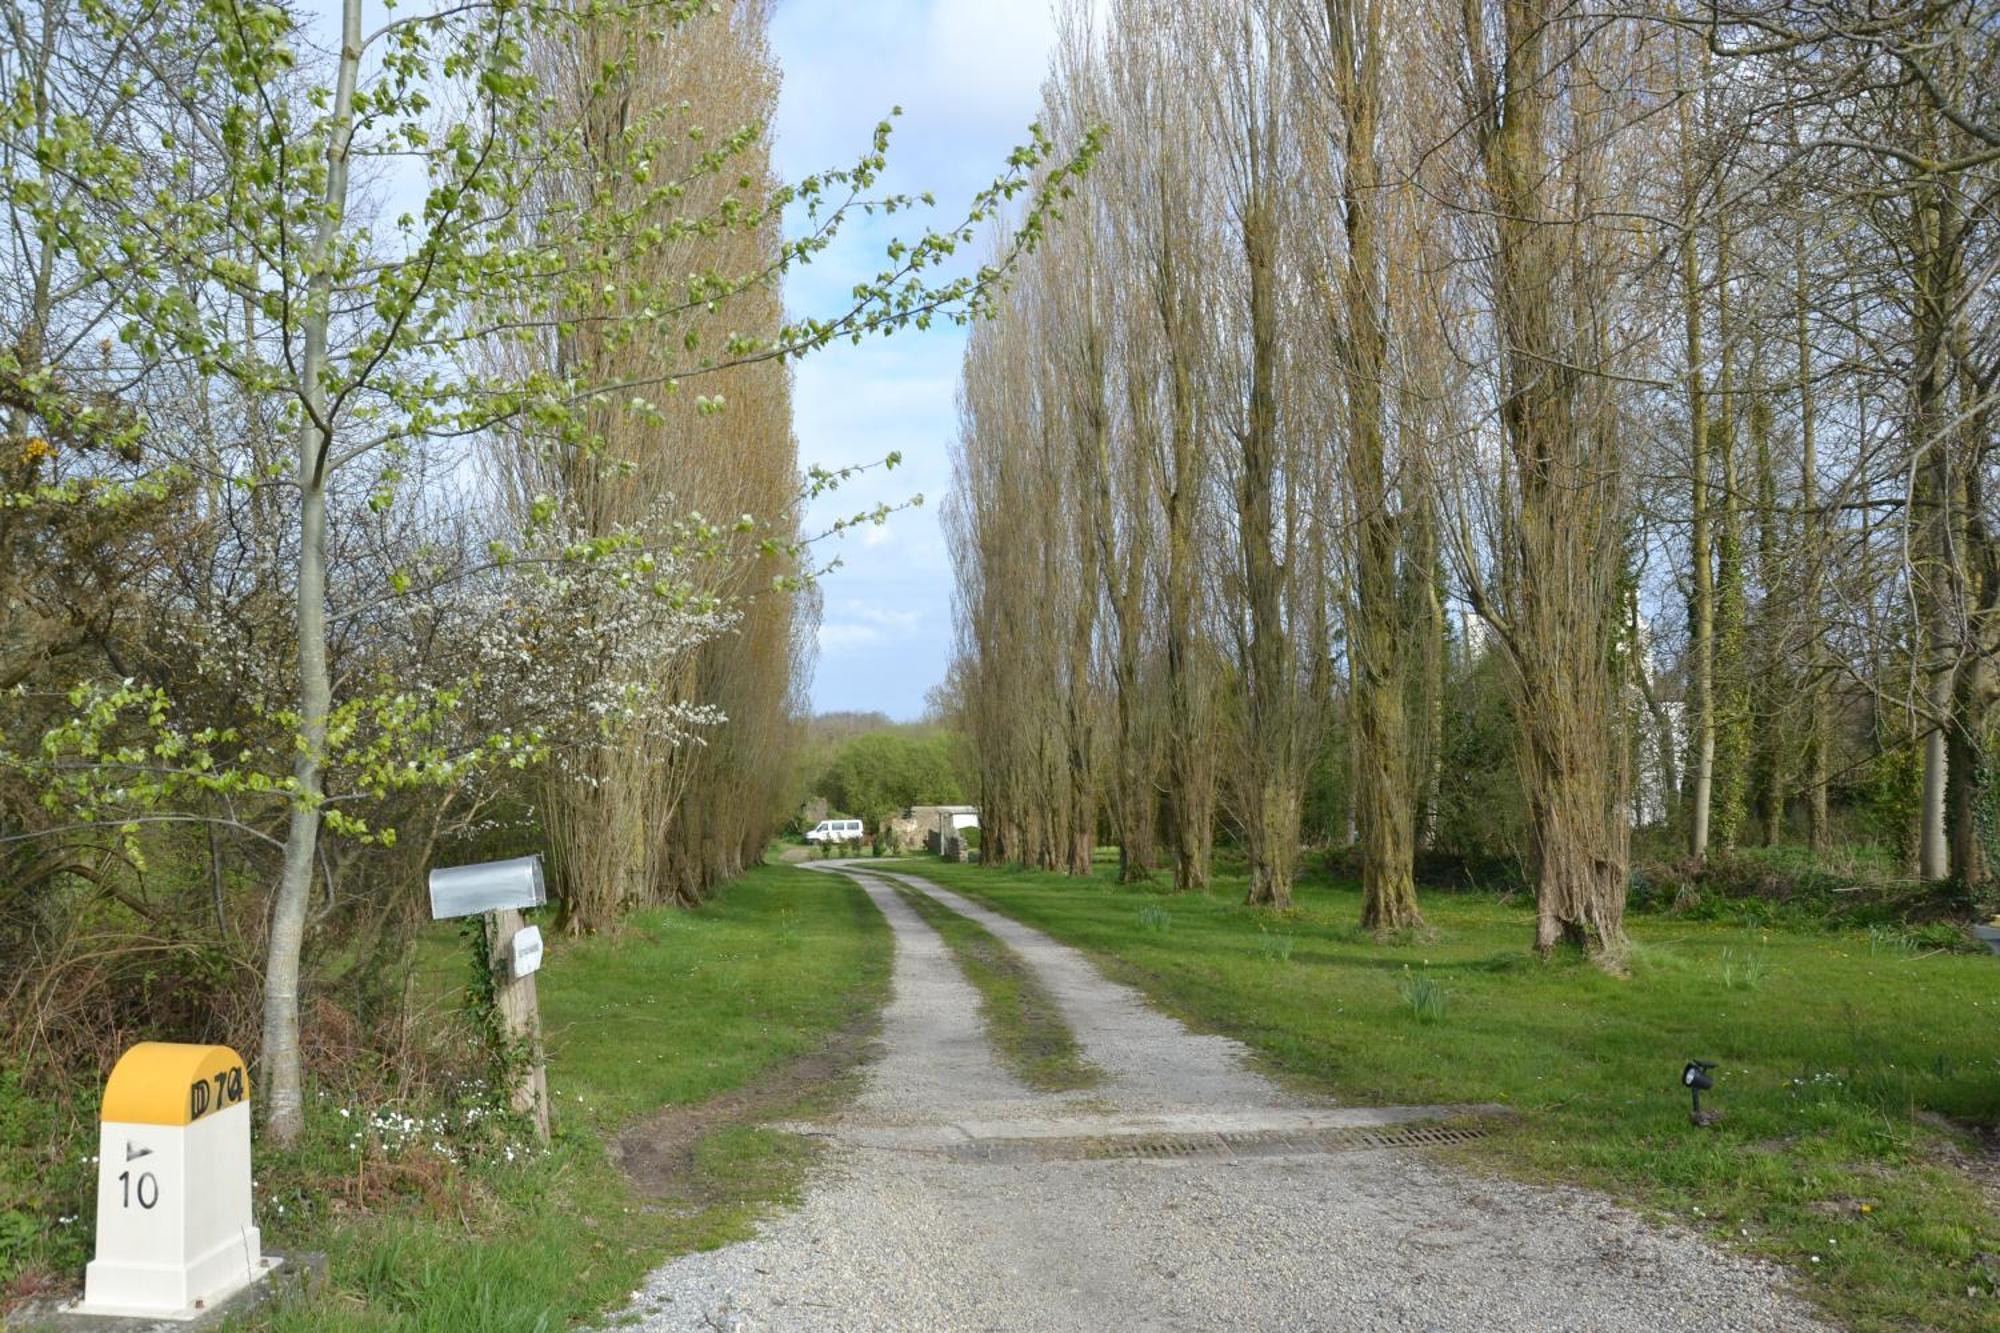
[[1946, 335, 1995, 889], [1065, 499, 1098, 878], [1328, 0, 1422, 932], [260, 0, 360, 1147], [1478, 0, 1630, 965], [1239, 191, 1298, 909], [1160, 257, 1211, 893], [1797, 236, 1831, 853], [1711, 219, 1748, 852], [1948, 671, 1987, 888], [1750, 332, 1786, 845], [1529, 737, 1630, 956], [1914, 176, 1957, 882], [1409, 497, 1446, 852], [1681, 157, 1715, 864], [262, 477, 328, 1144]]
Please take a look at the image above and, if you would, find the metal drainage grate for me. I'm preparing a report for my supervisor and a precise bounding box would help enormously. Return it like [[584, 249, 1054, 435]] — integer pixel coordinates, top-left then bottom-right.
[[949, 1120, 1489, 1164]]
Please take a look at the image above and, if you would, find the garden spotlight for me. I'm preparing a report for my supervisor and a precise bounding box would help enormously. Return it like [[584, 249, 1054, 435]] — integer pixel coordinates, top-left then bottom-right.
[[1683, 1059, 1721, 1127]]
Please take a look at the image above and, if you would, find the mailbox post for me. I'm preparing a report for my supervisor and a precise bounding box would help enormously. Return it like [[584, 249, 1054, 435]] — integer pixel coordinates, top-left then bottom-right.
[[429, 855, 550, 1141], [76, 1042, 275, 1318]]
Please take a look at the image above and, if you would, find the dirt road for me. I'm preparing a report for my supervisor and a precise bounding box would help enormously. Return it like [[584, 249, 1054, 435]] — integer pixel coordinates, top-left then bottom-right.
[[615, 863, 1828, 1332]]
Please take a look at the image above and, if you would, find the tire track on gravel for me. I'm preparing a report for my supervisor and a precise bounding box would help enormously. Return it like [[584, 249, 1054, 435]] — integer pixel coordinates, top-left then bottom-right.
[[609, 860, 1831, 1332]]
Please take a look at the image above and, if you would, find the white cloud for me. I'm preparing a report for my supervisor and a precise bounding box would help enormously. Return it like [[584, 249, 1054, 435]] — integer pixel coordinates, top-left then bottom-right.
[[818, 603, 930, 658], [771, 1, 1056, 173], [817, 623, 882, 652], [851, 605, 923, 631], [918, 1, 1059, 126]]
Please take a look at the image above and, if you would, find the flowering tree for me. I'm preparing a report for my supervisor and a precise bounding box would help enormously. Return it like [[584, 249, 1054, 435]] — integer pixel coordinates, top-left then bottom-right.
[[0, 0, 1095, 1143]]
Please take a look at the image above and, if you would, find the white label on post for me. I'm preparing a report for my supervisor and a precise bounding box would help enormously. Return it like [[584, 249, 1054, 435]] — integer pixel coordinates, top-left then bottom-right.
[[512, 925, 545, 977]]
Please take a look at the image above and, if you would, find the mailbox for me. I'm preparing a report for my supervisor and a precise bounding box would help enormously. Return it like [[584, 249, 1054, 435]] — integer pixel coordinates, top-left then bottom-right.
[[427, 855, 554, 1140], [428, 854, 546, 920], [77, 1043, 271, 1317]]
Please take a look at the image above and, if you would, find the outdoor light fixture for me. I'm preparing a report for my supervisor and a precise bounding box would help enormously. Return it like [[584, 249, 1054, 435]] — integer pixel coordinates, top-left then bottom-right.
[[1683, 1059, 1721, 1126]]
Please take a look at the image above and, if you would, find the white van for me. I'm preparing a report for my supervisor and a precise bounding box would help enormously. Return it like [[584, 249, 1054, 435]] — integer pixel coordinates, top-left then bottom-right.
[[805, 818, 865, 845]]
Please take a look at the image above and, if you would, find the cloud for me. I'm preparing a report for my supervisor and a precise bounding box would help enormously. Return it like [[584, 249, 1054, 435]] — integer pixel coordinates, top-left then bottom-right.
[[850, 605, 923, 631], [918, 1, 1059, 127], [817, 623, 883, 652], [818, 603, 927, 657], [771, 1, 1056, 175]]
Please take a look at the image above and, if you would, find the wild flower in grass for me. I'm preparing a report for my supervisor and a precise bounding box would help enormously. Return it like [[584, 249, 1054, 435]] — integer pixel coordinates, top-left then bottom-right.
[[1787, 1069, 1849, 1108], [1138, 904, 1172, 934], [1398, 966, 1448, 1024], [1257, 927, 1294, 964]]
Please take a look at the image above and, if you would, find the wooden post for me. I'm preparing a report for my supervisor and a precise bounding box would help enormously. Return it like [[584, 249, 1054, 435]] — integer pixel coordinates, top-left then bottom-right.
[[485, 907, 550, 1142]]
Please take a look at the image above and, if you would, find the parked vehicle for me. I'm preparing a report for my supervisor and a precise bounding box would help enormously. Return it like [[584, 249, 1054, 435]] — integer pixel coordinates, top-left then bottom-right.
[[804, 818, 865, 845]]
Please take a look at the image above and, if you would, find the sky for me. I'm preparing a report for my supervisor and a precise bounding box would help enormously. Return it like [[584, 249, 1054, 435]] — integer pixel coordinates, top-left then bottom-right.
[[768, 2, 1060, 720]]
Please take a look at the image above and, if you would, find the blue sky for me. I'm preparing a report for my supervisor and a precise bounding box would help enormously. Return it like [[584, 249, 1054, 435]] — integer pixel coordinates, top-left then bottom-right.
[[769, 2, 1059, 720]]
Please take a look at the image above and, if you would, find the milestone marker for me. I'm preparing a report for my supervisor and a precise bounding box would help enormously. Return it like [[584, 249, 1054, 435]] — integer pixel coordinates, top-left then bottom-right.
[[75, 1042, 274, 1320]]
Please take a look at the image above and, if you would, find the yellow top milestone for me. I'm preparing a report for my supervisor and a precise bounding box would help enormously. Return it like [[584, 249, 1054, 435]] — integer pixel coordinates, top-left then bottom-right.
[[100, 1041, 249, 1127]]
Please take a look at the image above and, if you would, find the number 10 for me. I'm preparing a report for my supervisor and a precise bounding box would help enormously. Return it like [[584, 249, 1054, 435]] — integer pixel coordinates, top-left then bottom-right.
[[117, 1170, 159, 1210]]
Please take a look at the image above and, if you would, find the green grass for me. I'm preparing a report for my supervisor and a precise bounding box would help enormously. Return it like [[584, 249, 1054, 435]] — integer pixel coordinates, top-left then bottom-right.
[[246, 863, 890, 1331], [912, 857, 2000, 1332], [888, 883, 1101, 1093]]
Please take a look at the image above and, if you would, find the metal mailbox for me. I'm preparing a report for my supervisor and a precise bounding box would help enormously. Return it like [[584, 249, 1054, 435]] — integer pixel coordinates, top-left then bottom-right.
[[428, 854, 546, 920]]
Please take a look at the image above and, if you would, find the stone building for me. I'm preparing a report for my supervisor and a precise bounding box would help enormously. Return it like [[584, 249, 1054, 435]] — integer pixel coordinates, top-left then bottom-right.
[[887, 805, 980, 856]]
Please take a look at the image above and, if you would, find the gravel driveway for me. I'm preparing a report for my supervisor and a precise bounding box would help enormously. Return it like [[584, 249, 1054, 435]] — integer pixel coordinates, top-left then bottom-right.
[[612, 863, 1832, 1332]]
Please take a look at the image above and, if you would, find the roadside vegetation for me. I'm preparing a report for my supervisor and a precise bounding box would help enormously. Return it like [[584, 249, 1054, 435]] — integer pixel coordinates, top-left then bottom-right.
[[909, 856, 2000, 1332], [943, 0, 1999, 967], [888, 881, 1101, 1093], [4, 866, 890, 1328], [0, 0, 1086, 1316]]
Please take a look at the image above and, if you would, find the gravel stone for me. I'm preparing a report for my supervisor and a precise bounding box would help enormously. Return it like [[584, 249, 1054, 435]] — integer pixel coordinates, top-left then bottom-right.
[[610, 863, 1831, 1332]]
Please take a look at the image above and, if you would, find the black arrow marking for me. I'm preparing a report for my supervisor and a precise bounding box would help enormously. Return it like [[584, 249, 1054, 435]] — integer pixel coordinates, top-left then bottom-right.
[[125, 1141, 154, 1162]]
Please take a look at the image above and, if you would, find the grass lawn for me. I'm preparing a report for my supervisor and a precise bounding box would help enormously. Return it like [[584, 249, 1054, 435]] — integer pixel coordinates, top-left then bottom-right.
[[907, 856, 2000, 1332], [249, 862, 890, 1331]]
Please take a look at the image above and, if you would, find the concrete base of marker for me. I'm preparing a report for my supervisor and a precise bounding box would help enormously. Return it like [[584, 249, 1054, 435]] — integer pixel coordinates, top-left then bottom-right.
[[16, 1252, 324, 1331], [70, 1249, 269, 1322]]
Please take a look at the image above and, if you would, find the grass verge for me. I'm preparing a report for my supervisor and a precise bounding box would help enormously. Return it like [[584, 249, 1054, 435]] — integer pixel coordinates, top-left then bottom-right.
[[887, 881, 1101, 1093], [908, 857, 2000, 1333], [0, 863, 888, 1331]]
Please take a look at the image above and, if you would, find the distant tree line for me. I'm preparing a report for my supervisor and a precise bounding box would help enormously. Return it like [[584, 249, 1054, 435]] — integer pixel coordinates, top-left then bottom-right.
[[798, 717, 967, 829]]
